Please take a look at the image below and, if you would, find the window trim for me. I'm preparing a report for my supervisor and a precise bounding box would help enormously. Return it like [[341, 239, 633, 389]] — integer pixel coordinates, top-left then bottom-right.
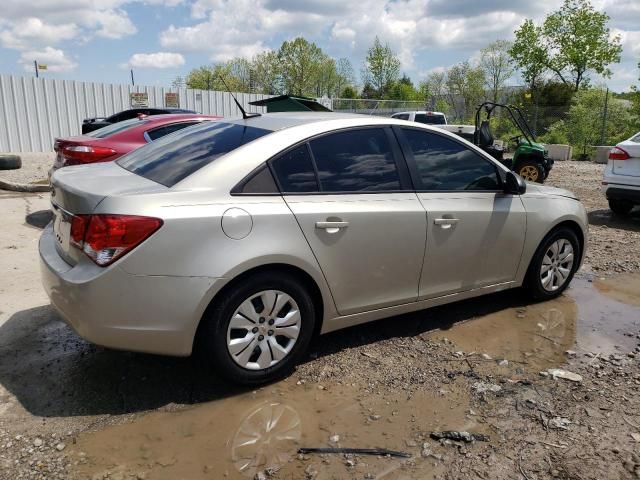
[[393, 125, 507, 193], [230, 163, 280, 196]]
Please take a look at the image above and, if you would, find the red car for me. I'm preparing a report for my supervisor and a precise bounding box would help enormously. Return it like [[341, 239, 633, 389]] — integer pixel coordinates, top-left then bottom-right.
[[51, 114, 220, 175]]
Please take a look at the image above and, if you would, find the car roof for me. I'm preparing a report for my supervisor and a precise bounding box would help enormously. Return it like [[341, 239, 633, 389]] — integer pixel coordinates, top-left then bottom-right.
[[392, 111, 446, 115], [222, 111, 394, 132], [141, 113, 220, 124]]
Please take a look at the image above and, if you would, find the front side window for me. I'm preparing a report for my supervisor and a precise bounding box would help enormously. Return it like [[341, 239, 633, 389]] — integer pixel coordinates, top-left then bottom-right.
[[309, 128, 401, 192], [271, 145, 319, 193], [118, 122, 271, 187], [402, 128, 500, 191]]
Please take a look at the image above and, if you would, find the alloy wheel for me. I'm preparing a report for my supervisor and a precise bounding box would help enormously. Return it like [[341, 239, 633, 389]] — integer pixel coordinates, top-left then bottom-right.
[[540, 239, 574, 292], [519, 165, 539, 182], [226, 290, 301, 370]]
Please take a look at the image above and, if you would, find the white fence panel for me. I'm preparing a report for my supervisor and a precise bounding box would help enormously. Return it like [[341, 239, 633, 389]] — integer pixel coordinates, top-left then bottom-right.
[[0, 75, 272, 153]]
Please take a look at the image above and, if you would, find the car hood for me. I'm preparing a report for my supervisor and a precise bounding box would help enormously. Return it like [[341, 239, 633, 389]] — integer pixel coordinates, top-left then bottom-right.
[[525, 183, 578, 200]]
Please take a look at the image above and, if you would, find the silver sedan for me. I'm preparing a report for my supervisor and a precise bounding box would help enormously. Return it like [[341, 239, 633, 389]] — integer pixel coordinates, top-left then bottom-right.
[[40, 113, 588, 384]]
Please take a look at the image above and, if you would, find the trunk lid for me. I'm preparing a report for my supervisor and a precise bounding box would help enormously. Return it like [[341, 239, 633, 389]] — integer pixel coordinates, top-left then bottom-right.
[[50, 162, 166, 264], [612, 139, 640, 178]]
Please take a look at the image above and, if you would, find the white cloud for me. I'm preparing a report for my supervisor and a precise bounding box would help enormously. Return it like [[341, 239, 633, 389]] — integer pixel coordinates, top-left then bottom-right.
[[125, 51, 185, 68], [0, 17, 78, 50], [19, 46, 77, 72], [91, 10, 137, 39]]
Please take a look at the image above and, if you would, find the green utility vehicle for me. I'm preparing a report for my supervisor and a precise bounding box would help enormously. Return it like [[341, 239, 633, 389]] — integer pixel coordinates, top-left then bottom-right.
[[472, 102, 553, 183]]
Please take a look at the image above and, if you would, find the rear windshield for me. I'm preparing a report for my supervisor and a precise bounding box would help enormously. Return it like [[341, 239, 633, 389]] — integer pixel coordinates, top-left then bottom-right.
[[631, 132, 640, 143], [87, 118, 146, 138], [415, 113, 446, 125], [117, 122, 271, 187]]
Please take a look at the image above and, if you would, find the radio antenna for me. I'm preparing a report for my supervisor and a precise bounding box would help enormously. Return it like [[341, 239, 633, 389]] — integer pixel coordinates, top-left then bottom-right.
[[218, 75, 261, 119]]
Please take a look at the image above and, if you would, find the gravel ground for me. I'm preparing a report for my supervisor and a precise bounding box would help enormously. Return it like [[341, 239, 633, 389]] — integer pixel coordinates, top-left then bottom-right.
[[0, 153, 54, 184], [1, 161, 640, 480]]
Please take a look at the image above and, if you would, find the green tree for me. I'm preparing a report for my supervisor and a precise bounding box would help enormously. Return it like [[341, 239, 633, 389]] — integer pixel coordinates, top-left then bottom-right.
[[389, 74, 420, 101], [543, 88, 635, 157], [335, 58, 355, 98], [278, 37, 325, 96], [446, 62, 486, 120], [510, 0, 622, 91], [185, 66, 217, 90], [361, 36, 401, 98], [251, 51, 283, 95], [480, 40, 515, 103], [509, 20, 548, 90]]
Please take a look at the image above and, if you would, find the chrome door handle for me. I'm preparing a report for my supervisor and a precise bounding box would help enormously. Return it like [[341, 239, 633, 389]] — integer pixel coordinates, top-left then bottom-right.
[[434, 218, 459, 228], [315, 221, 349, 229]]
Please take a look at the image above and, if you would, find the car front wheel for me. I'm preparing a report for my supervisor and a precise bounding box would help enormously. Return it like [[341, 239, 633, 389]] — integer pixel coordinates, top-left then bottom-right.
[[198, 272, 316, 385], [525, 227, 580, 300]]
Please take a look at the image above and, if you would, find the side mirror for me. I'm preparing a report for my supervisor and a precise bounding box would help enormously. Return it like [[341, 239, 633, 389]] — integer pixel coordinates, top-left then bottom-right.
[[504, 170, 527, 195]]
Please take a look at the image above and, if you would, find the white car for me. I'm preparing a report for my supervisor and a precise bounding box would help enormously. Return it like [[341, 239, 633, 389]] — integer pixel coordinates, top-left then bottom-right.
[[603, 132, 640, 215]]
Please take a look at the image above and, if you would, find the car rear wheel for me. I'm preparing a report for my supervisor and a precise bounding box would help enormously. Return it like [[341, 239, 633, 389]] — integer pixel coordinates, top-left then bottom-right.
[[198, 272, 316, 385], [515, 160, 544, 183], [525, 227, 580, 300], [608, 199, 634, 215]]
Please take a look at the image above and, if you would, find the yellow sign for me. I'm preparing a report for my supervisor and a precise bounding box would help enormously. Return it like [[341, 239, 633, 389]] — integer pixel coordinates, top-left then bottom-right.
[[37, 64, 47, 70]]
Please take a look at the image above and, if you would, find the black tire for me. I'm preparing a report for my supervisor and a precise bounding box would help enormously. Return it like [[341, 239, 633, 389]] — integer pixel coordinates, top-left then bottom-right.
[[524, 226, 581, 301], [197, 272, 316, 385], [608, 199, 634, 215], [514, 160, 544, 183], [0, 154, 21, 170]]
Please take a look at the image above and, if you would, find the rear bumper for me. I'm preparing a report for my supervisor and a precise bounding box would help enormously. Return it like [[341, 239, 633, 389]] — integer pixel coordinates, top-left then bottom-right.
[[603, 182, 640, 204], [39, 224, 219, 356]]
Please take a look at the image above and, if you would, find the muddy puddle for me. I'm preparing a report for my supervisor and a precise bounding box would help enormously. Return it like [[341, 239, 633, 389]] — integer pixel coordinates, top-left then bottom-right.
[[71, 382, 474, 479], [70, 276, 640, 480]]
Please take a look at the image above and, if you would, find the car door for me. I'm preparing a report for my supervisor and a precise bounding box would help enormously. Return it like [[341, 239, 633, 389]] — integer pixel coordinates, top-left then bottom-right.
[[271, 127, 427, 316], [396, 127, 526, 300]]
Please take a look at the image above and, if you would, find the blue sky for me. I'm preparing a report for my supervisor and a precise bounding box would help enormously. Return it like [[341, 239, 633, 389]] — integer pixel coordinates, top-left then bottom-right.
[[0, 0, 638, 92]]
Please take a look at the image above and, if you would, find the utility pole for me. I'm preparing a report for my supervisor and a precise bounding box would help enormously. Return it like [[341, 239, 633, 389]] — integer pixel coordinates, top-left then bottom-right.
[[34, 61, 39, 78], [130, 69, 135, 86], [599, 88, 609, 145]]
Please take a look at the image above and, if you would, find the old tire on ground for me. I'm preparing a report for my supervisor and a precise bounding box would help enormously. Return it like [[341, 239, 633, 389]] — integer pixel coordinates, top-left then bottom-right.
[[515, 160, 544, 183], [197, 271, 316, 385], [525, 226, 581, 301], [0, 155, 21, 170], [608, 199, 634, 215]]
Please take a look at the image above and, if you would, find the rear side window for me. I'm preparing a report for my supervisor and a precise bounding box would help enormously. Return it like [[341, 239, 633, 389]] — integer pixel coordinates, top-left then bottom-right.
[[393, 113, 409, 120], [87, 118, 147, 138], [145, 122, 200, 141], [271, 145, 319, 193], [415, 113, 446, 125], [402, 128, 500, 191], [309, 129, 401, 192], [118, 122, 271, 187]]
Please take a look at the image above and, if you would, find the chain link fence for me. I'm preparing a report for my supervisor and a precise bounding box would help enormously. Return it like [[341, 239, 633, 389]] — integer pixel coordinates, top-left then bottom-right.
[[331, 90, 639, 161]]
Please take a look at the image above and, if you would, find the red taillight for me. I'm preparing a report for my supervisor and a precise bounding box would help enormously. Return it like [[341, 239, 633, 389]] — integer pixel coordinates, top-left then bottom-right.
[[609, 147, 630, 161], [62, 145, 117, 165], [69, 214, 162, 266], [70, 215, 89, 248]]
